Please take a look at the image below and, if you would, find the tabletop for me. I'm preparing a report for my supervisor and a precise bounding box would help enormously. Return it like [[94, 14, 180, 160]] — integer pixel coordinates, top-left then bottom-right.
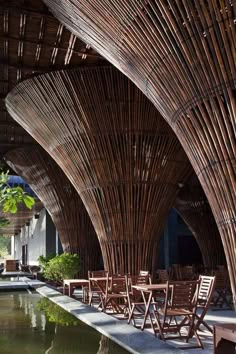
[[132, 283, 168, 291], [63, 279, 89, 285]]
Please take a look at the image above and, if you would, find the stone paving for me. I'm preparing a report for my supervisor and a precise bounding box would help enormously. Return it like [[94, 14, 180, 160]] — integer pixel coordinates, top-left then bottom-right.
[[37, 286, 236, 354]]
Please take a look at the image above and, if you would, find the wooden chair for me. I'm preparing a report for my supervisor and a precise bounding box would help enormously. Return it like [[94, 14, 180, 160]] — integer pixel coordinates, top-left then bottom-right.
[[156, 269, 169, 283], [103, 275, 128, 314], [212, 270, 232, 308], [88, 270, 109, 307], [193, 275, 216, 333], [127, 274, 151, 326], [153, 280, 203, 348]]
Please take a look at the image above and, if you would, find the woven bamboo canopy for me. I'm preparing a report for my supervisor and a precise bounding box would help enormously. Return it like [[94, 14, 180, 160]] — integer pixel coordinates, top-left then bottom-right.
[[0, 0, 104, 157], [4, 146, 102, 277], [6, 66, 191, 275], [43, 0, 236, 304], [175, 174, 225, 269], [0, 200, 43, 236]]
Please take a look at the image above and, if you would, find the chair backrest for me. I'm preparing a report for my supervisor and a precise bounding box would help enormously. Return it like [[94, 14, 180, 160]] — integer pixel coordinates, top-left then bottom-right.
[[169, 280, 199, 309], [214, 269, 230, 289], [179, 266, 194, 281], [198, 275, 216, 306], [88, 270, 108, 278], [157, 269, 169, 283], [107, 275, 127, 295]]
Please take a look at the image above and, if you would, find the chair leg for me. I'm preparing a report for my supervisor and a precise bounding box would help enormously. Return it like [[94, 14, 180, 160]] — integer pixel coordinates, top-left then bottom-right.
[[186, 315, 204, 349]]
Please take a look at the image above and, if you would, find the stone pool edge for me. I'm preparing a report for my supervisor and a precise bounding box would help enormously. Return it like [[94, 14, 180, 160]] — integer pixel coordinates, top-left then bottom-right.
[[37, 285, 183, 354]]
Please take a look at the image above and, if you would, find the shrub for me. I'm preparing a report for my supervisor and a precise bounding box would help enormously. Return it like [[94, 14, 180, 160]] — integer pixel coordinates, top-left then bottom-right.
[[43, 253, 80, 285]]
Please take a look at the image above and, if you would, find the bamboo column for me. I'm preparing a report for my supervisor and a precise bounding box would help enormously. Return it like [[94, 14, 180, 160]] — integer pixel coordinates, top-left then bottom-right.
[[6, 67, 190, 275], [175, 174, 225, 269], [4, 146, 102, 278], [42, 0, 236, 305]]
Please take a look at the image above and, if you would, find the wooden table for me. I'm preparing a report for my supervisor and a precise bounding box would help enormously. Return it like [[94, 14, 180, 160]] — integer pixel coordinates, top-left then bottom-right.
[[214, 323, 236, 354], [63, 279, 89, 298], [132, 283, 168, 335]]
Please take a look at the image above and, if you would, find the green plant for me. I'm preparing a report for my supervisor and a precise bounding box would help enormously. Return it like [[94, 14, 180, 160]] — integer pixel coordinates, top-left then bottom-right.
[[0, 235, 11, 257], [37, 298, 80, 326], [43, 253, 80, 285], [0, 171, 35, 213], [38, 254, 55, 271]]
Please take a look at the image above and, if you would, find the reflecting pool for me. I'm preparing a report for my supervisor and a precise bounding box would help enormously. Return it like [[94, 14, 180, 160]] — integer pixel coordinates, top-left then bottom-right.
[[0, 292, 128, 353]]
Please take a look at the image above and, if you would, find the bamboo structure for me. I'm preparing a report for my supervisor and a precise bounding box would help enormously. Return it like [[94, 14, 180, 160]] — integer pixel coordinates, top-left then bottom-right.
[[42, 0, 236, 305], [5, 146, 102, 278], [6, 66, 190, 275], [0, 0, 105, 158], [0, 201, 43, 236], [175, 174, 225, 269]]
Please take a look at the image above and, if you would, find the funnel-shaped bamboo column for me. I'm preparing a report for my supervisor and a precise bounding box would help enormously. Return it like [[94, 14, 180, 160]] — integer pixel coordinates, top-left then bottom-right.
[[6, 67, 190, 275], [5, 146, 102, 278], [42, 0, 236, 304], [175, 175, 225, 269]]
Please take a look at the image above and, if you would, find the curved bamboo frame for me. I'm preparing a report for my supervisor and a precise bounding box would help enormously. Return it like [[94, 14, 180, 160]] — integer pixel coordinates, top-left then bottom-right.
[[42, 0, 236, 304], [5, 146, 102, 278], [6, 66, 190, 275], [175, 175, 225, 269]]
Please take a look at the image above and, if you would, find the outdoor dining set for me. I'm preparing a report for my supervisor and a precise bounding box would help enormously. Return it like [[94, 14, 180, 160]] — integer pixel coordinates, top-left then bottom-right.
[[62, 266, 233, 349]]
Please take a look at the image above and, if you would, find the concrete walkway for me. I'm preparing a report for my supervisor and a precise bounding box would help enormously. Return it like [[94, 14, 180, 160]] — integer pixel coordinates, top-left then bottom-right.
[[37, 286, 184, 354]]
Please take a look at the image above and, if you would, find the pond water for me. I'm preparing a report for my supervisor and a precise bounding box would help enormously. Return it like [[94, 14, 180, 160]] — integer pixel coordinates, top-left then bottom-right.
[[0, 292, 129, 354]]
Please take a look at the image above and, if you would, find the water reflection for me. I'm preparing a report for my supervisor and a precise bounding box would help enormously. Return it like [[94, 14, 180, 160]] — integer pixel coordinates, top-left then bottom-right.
[[0, 292, 128, 354]]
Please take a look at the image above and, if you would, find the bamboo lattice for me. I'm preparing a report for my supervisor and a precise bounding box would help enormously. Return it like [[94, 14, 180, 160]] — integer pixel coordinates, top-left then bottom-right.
[[5, 146, 102, 278], [0, 0, 105, 158], [42, 0, 236, 304], [6, 66, 190, 275], [175, 174, 225, 269]]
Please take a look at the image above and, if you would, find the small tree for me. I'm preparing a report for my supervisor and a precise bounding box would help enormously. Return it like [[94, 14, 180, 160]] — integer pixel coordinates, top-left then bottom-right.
[[43, 253, 80, 285]]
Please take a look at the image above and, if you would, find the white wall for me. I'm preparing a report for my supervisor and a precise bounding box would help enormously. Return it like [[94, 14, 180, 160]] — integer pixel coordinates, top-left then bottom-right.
[[14, 208, 47, 265]]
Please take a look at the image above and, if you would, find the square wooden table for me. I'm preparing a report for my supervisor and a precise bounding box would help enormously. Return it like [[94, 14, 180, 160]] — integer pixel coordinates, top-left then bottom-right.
[[214, 323, 236, 354], [63, 279, 89, 298], [132, 283, 168, 334]]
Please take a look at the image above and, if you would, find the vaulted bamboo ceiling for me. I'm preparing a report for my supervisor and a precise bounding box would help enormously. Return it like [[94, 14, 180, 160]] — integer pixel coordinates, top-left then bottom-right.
[[42, 0, 236, 304], [0, 0, 105, 157]]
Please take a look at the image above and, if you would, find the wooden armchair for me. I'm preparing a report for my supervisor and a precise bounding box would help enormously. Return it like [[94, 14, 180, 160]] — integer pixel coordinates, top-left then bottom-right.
[[153, 280, 203, 348]]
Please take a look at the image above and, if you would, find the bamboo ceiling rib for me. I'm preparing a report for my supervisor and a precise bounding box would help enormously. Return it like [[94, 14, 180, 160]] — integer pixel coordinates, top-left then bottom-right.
[[6, 66, 190, 275], [42, 0, 236, 305], [175, 174, 225, 270], [4, 146, 102, 278]]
